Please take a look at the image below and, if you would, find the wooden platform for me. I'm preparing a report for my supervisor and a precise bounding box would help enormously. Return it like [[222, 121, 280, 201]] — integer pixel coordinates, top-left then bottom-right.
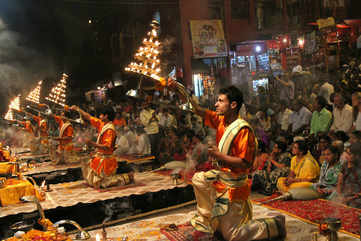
[[0, 171, 194, 239]]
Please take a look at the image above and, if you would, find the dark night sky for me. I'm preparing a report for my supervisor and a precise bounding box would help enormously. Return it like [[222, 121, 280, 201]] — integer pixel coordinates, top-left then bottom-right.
[[0, 1, 76, 113], [0, 0, 360, 114], [0, 0, 121, 113], [0, 0, 166, 113]]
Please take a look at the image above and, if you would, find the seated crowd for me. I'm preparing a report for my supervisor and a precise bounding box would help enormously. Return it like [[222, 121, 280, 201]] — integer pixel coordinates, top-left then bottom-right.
[[78, 58, 361, 209], [248, 59, 361, 209]]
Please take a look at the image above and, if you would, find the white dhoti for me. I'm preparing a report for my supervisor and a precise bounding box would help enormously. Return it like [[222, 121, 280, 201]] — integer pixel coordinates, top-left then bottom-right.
[[81, 159, 133, 189], [191, 171, 285, 241]]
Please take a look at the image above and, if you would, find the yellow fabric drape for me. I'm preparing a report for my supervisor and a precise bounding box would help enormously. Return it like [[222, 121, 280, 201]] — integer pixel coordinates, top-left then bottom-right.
[[0, 162, 14, 175], [0, 179, 36, 206]]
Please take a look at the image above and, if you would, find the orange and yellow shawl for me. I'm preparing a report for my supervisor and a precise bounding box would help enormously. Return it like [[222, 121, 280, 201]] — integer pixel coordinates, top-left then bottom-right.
[[204, 110, 256, 201], [54, 115, 74, 151], [89, 117, 117, 176], [33, 116, 48, 138]]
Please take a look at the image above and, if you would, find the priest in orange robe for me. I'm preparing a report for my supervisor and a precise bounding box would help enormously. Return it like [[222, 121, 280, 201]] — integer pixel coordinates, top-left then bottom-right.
[[70, 105, 133, 189], [170, 81, 286, 241], [51, 111, 76, 164]]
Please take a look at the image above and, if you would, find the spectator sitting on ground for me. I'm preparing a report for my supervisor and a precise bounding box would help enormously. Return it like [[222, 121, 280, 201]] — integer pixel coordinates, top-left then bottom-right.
[[277, 140, 320, 193], [253, 141, 291, 195], [330, 92, 353, 133], [310, 96, 332, 136], [312, 145, 342, 199], [312, 134, 331, 164], [289, 99, 312, 136], [332, 142, 361, 208], [351, 92, 361, 131], [134, 127, 151, 156]]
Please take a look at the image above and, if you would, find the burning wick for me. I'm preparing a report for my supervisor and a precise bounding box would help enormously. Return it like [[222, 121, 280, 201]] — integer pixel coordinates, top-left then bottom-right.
[[41, 180, 52, 192], [95, 233, 101, 241], [41, 180, 46, 189]]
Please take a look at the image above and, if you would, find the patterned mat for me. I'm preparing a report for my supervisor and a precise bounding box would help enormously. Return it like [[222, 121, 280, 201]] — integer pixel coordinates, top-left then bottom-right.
[[254, 194, 361, 238], [160, 223, 221, 241], [83, 202, 358, 241], [0, 172, 188, 218]]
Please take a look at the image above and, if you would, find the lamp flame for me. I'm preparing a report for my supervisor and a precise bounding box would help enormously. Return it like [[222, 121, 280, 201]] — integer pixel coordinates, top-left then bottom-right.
[[41, 180, 46, 189], [95, 233, 101, 241], [4, 95, 21, 120]]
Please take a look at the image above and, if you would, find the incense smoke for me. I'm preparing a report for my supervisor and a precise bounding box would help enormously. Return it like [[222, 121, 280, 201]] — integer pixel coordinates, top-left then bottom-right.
[[0, 1, 58, 114]]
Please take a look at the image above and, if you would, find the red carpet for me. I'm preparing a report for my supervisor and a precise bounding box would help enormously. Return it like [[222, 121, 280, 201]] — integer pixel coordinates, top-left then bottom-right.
[[254, 194, 361, 237], [160, 223, 222, 241]]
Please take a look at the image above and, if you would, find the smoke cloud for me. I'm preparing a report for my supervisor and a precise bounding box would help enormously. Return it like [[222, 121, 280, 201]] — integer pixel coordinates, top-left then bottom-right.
[[0, 1, 59, 114]]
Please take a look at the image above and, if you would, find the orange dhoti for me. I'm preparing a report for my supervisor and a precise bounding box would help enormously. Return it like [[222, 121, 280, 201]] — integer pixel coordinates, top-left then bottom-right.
[[82, 118, 134, 189], [81, 154, 133, 189]]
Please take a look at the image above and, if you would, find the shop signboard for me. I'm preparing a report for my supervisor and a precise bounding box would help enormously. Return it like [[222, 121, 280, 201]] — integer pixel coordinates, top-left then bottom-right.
[[317, 17, 335, 30], [190, 20, 227, 59]]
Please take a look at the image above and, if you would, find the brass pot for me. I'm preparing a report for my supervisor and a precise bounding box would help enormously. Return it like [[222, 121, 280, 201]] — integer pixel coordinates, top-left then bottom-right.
[[323, 218, 341, 232], [10, 220, 35, 232]]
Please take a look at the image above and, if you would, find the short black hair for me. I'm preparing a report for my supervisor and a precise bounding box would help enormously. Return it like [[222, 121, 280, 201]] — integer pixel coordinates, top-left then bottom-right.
[[316, 96, 327, 109], [99, 105, 115, 121], [351, 130, 361, 140], [335, 131, 349, 143], [325, 145, 340, 157], [318, 133, 331, 144], [219, 86, 243, 112], [295, 140, 308, 155], [275, 141, 287, 153]]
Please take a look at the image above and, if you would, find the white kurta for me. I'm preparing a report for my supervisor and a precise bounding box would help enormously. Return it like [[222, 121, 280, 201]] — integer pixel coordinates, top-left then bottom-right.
[[331, 104, 353, 133]]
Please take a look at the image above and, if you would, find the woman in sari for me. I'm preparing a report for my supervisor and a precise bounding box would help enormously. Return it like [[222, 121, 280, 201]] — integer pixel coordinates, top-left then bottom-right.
[[277, 140, 320, 193], [312, 145, 342, 199], [252, 141, 291, 195]]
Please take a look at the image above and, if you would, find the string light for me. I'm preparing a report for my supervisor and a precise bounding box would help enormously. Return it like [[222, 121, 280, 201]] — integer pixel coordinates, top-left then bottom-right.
[[125, 19, 164, 83], [26, 80, 42, 104], [45, 73, 68, 106], [4, 95, 21, 120]]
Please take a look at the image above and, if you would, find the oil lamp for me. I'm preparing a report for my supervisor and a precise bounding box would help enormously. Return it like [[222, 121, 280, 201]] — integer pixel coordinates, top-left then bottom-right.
[[313, 218, 341, 241]]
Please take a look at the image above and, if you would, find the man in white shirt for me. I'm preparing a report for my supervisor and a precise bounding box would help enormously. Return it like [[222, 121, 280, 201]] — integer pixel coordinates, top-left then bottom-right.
[[277, 100, 293, 133], [289, 99, 312, 134], [319, 80, 334, 105], [158, 107, 177, 130], [330, 93, 353, 133], [140, 103, 160, 157]]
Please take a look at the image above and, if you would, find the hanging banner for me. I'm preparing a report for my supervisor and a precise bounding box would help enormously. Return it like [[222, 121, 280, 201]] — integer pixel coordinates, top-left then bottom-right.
[[317, 17, 335, 30], [190, 20, 227, 59]]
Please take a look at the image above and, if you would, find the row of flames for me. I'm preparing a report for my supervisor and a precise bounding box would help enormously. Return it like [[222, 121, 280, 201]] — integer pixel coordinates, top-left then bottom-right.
[[4, 73, 68, 120], [45, 73, 68, 107], [7, 19, 165, 121], [4, 95, 21, 121], [124, 20, 164, 82]]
